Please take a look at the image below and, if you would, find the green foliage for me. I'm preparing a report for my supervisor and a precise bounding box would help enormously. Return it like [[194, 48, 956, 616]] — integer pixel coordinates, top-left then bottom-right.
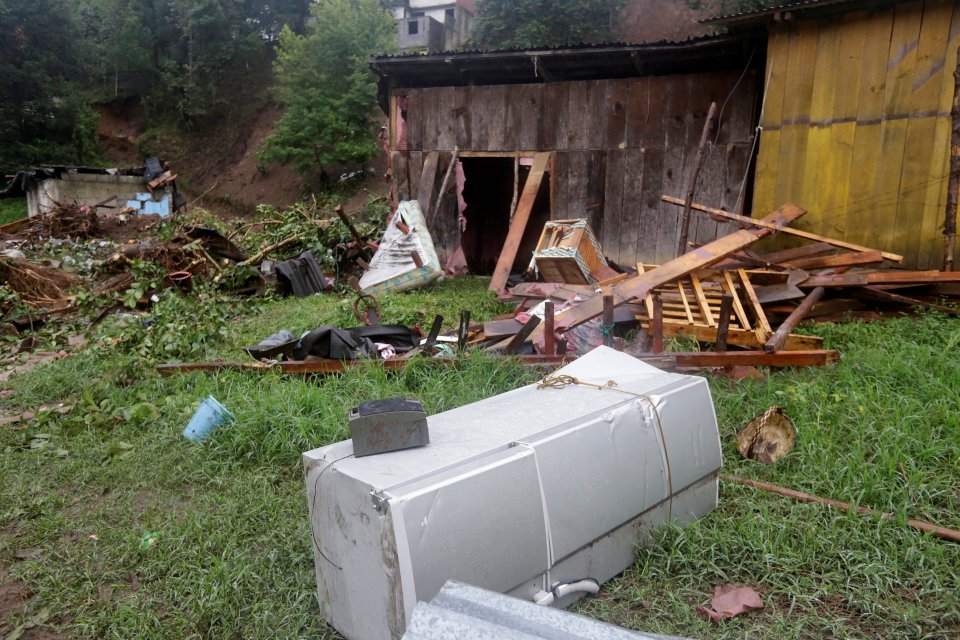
[[102, 285, 249, 364], [0, 198, 27, 225], [259, 0, 397, 174], [471, 0, 625, 49], [0, 0, 101, 173]]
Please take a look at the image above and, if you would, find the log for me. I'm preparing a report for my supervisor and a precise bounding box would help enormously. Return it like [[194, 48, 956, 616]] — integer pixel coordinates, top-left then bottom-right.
[[764, 286, 825, 352]]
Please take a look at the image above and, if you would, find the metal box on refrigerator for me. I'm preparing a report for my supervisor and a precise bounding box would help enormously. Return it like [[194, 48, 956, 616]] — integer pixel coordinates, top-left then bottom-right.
[[304, 346, 722, 640]]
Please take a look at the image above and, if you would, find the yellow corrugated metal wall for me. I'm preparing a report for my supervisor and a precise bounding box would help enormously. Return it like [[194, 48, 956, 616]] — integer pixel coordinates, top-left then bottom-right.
[[753, 0, 960, 268]]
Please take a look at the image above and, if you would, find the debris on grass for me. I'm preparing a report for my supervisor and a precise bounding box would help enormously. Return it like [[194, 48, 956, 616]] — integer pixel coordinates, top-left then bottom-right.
[[182, 396, 236, 442], [696, 584, 764, 623], [736, 405, 797, 464]]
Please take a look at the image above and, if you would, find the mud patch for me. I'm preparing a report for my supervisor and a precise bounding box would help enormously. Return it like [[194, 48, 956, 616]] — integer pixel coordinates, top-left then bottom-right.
[[0, 568, 63, 639]]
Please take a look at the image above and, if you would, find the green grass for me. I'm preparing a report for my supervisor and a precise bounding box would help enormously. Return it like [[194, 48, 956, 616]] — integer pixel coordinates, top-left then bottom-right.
[[1, 278, 958, 639], [0, 197, 27, 226]]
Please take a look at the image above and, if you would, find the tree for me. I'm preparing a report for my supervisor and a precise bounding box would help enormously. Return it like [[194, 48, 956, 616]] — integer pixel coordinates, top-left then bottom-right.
[[471, 0, 625, 49], [0, 0, 100, 172], [259, 0, 396, 175]]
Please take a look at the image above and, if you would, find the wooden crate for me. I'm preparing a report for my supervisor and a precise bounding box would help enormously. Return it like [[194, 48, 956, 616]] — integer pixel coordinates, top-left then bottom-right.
[[532, 219, 608, 284]]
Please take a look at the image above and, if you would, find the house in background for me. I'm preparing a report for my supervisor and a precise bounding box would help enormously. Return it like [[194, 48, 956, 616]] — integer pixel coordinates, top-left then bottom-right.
[[387, 0, 475, 52]]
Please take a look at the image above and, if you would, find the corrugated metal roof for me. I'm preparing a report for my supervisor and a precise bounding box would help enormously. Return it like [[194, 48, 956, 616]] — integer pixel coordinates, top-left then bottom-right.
[[371, 33, 759, 89], [372, 34, 726, 60], [703, 0, 890, 25], [402, 581, 693, 640]]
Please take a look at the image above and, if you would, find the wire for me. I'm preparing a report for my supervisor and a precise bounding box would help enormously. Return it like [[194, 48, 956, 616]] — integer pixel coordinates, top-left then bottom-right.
[[714, 47, 758, 147], [309, 452, 356, 571]]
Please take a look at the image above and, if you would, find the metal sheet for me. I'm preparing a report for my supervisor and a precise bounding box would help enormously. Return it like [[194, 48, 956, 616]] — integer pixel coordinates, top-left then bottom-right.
[[403, 581, 690, 640]]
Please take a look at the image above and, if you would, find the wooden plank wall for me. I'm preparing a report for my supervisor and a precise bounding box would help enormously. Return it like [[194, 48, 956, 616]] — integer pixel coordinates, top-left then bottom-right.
[[395, 70, 758, 265], [753, 0, 960, 268]]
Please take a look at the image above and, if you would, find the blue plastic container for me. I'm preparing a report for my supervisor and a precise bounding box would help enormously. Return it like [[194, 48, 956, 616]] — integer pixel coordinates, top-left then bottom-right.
[[182, 396, 236, 441]]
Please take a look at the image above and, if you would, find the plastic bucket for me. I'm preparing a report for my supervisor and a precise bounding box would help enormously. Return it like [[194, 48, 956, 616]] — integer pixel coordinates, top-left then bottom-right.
[[182, 396, 236, 442]]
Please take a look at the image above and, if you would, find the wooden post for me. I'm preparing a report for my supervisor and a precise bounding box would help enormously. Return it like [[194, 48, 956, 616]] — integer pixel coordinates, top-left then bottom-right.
[[764, 286, 825, 353], [335, 205, 366, 249], [602, 294, 614, 347], [422, 315, 443, 353], [490, 152, 551, 293], [945, 46, 960, 271], [502, 315, 542, 355], [650, 293, 664, 353], [458, 310, 471, 351], [543, 300, 556, 355], [715, 293, 734, 351], [677, 101, 719, 257], [431, 147, 459, 224]]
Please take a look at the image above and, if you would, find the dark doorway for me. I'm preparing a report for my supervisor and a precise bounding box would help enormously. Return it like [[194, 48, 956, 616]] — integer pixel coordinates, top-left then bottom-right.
[[460, 157, 551, 275]]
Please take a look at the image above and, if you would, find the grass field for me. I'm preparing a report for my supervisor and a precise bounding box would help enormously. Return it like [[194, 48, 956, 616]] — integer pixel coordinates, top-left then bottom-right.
[[0, 198, 27, 226], [0, 277, 958, 639]]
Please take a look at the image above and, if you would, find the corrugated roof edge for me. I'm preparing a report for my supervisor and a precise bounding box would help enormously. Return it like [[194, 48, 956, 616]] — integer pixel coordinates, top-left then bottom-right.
[[701, 0, 892, 25], [371, 33, 729, 61]]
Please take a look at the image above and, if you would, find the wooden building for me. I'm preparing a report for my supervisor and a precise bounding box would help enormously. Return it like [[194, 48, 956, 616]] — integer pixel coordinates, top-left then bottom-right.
[[371, 37, 763, 273], [711, 0, 960, 268]]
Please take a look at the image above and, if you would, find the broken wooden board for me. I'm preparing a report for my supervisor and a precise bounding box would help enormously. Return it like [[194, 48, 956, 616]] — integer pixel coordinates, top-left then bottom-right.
[[782, 250, 884, 270], [801, 270, 960, 287], [527, 203, 807, 349], [660, 195, 903, 262], [489, 152, 551, 293]]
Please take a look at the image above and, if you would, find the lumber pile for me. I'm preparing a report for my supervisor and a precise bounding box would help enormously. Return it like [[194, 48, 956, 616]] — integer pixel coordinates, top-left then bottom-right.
[[471, 196, 960, 369]]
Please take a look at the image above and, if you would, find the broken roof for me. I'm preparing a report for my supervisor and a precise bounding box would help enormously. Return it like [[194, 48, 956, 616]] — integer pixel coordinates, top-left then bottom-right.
[[370, 34, 758, 88], [703, 0, 900, 26]]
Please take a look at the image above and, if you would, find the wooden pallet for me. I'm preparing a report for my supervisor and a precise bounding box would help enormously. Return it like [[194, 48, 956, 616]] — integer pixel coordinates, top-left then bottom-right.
[[634, 265, 821, 351]]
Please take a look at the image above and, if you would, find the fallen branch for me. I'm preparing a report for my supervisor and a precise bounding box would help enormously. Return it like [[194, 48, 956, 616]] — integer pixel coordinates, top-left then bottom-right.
[[723, 475, 960, 543]]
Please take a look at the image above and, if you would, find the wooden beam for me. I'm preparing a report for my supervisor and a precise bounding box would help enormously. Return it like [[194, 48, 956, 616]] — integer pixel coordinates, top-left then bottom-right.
[[673, 349, 839, 367], [602, 294, 614, 347], [650, 293, 664, 353], [738, 269, 772, 335], [856, 287, 960, 316], [757, 242, 837, 264], [715, 293, 734, 351], [645, 321, 823, 350], [528, 203, 807, 349], [489, 152, 551, 293], [501, 315, 542, 355], [783, 250, 884, 270], [417, 151, 439, 219], [431, 147, 459, 223], [661, 195, 903, 262], [764, 287, 825, 352], [155, 349, 839, 378], [543, 301, 556, 355], [801, 271, 960, 287], [678, 101, 719, 256]]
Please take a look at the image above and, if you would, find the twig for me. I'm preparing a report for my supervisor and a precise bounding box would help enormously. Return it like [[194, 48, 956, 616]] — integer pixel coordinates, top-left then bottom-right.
[[724, 475, 960, 544]]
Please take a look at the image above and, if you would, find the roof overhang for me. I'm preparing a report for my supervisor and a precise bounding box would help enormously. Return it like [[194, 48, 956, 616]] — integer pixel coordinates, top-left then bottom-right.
[[703, 0, 901, 27], [370, 35, 759, 90]]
